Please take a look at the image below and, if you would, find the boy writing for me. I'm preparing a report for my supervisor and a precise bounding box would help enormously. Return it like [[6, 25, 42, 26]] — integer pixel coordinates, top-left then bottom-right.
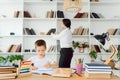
[[28, 39, 57, 70]]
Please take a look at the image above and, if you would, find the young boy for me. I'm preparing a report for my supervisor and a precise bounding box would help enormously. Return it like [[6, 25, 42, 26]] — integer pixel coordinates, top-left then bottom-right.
[[28, 39, 57, 70]]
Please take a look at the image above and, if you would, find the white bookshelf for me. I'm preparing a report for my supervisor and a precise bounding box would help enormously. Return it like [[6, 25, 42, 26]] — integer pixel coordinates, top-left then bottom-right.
[[0, 0, 120, 68]]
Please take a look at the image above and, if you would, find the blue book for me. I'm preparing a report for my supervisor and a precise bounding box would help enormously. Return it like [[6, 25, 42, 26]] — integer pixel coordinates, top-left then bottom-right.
[[85, 63, 111, 69]]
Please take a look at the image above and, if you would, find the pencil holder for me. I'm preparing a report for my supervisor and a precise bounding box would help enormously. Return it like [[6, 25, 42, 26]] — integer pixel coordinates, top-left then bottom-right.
[[76, 64, 83, 75]]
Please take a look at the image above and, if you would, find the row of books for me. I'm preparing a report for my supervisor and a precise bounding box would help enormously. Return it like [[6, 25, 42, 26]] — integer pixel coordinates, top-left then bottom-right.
[[24, 28, 36, 35], [91, 45, 101, 53], [24, 28, 56, 35], [85, 63, 112, 78], [90, 12, 104, 18], [19, 60, 32, 77], [72, 26, 89, 35], [46, 10, 56, 18], [0, 67, 17, 79], [74, 12, 88, 18], [90, 0, 99, 2], [107, 28, 120, 35], [24, 10, 88, 18], [7, 44, 21, 52]]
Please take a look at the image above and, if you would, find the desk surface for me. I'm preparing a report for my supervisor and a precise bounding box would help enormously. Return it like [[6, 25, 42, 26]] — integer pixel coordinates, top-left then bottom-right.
[[11, 74, 120, 80]]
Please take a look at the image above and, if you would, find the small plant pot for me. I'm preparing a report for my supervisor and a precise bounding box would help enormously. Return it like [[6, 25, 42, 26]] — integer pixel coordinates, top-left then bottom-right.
[[91, 58, 95, 63]]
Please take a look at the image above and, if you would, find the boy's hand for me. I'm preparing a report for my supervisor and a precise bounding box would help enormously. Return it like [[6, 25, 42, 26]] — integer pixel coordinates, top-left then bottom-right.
[[43, 62, 51, 68], [32, 66, 38, 70]]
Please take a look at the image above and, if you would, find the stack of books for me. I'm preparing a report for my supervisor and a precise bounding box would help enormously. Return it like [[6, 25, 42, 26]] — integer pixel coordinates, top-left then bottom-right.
[[18, 60, 32, 77], [85, 63, 112, 78], [0, 66, 18, 79]]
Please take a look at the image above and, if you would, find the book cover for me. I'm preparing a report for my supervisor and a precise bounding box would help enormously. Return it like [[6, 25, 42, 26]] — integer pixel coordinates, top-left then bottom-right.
[[30, 28, 36, 35], [57, 10, 64, 18], [25, 28, 31, 35], [24, 11, 32, 18], [85, 63, 111, 69], [92, 12, 100, 18], [74, 12, 82, 18], [46, 28, 56, 35], [81, 12, 88, 18]]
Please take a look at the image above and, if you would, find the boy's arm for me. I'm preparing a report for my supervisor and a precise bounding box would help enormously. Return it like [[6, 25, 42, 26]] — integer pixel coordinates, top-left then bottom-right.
[[44, 61, 58, 68]]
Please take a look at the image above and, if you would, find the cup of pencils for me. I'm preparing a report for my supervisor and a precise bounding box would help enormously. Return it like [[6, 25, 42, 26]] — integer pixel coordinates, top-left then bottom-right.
[[75, 58, 83, 75]]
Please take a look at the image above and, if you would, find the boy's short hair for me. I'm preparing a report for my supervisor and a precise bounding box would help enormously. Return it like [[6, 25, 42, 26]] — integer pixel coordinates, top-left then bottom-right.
[[35, 39, 46, 48]]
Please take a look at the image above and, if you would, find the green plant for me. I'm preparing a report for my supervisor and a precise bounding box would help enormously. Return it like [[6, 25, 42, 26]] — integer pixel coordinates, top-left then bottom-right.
[[8, 55, 23, 63], [89, 51, 97, 59], [72, 41, 89, 49], [72, 41, 79, 49], [117, 52, 120, 61], [0, 56, 6, 63]]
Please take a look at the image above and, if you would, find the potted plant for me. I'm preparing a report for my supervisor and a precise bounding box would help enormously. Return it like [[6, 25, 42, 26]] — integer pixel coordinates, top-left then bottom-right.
[[89, 51, 97, 63], [0, 56, 7, 66], [7, 55, 23, 66], [72, 41, 89, 53]]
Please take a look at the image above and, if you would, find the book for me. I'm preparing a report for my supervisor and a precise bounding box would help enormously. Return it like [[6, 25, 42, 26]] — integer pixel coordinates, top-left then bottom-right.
[[94, 45, 101, 52], [85, 71, 111, 78], [85, 63, 111, 69], [32, 68, 55, 75], [74, 12, 83, 18], [24, 11, 32, 18], [0, 67, 17, 79], [46, 28, 56, 35], [30, 28, 36, 35], [14, 11, 20, 18], [81, 12, 88, 18], [24, 28, 31, 35], [57, 10, 64, 18], [92, 12, 100, 18], [7, 45, 14, 52], [82, 28, 88, 35]]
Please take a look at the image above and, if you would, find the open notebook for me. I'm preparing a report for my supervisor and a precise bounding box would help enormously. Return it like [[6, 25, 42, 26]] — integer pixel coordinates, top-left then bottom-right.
[[32, 68, 73, 77]]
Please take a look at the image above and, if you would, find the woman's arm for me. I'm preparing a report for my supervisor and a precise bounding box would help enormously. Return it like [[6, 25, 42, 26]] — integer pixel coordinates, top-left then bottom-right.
[[51, 31, 63, 40]]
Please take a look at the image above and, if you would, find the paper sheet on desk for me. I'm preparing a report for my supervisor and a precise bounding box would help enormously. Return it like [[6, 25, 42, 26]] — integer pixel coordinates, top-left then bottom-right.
[[32, 68, 55, 75]]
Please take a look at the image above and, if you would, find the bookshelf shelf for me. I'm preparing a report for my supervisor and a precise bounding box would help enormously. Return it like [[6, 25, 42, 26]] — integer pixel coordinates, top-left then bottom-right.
[[90, 2, 120, 5], [72, 35, 89, 38], [57, 18, 89, 21], [0, 18, 23, 20], [90, 18, 120, 21], [23, 52, 57, 55], [24, 18, 56, 21], [23, 35, 53, 37], [24, 0, 57, 3]]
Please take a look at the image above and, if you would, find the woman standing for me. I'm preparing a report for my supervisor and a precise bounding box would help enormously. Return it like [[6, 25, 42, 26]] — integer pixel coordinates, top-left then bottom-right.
[[52, 18, 73, 68]]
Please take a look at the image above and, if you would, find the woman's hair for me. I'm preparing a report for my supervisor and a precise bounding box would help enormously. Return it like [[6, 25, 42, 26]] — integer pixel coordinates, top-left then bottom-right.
[[62, 18, 71, 29], [35, 39, 46, 48]]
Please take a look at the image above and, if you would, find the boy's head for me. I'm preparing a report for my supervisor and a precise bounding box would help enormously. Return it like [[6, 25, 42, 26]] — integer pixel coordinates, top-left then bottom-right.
[[35, 39, 46, 58]]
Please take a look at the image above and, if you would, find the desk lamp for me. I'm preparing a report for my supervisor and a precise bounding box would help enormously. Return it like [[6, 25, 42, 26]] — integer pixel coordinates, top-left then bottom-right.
[[94, 32, 118, 65]]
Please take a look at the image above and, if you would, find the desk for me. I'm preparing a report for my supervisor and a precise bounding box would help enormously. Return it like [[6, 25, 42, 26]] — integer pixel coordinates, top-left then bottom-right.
[[11, 74, 120, 80]]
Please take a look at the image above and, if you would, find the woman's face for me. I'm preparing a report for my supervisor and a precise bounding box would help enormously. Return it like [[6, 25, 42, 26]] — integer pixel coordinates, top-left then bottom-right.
[[61, 22, 66, 29], [35, 45, 46, 58]]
